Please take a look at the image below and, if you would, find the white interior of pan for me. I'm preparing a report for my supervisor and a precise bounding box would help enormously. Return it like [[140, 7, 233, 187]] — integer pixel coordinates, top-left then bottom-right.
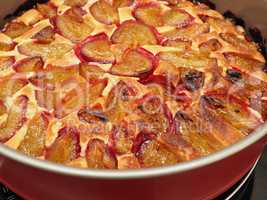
[[0, 0, 266, 179]]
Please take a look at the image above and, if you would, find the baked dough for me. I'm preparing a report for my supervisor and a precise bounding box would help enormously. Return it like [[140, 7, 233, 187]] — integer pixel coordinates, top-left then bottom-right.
[[0, 0, 266, 169]]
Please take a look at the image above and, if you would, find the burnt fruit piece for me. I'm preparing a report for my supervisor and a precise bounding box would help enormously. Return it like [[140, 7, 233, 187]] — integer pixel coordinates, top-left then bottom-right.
[[226, 68, 242, 83]]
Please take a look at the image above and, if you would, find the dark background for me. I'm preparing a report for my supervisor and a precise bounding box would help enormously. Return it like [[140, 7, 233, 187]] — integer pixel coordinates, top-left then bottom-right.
[[252, 148, 267, 200]]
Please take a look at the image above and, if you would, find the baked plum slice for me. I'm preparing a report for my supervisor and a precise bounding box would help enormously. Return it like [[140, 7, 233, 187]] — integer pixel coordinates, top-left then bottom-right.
[[86, 138, 117, 169], [55, 79, 107, 118], [79, 63, 105, 82], [159, 0, 179, 5], [75, 33, 115, 63], [86, 78, 108, 100], [64, 0, 88, 7], [54, 89, 83, 119], [0, 75, 28, 100], [32, 26, 55, 44], [159, 131, 201, 161], [174, 110, 225, 155], [0, 101, 7, 116], [158, 50, 212, 69], [2, 21, 31, 39], [162, 8, 194, 27], [55, 8, 94, 42], [0, 95, 28, 142], [0, 42, 16, 51], [200, 93, 261, 138], [133, 3, 163, 27], [220, 33, 254, 51], [113, 0, 133, 8], [111, 20, 159, 46], [199, 38, 222, 53], [162, 38, 192, 50], [118, 155, 140, 169], [29, 65, 79, 90], [134, 94, 174, 135], [45, 127, 81, 164], [0, 56, 15, 71], [105, 81, 137, 122], [162, 23, 210, 40], [35, 89, 58, 111], [37, 3, 57, 18], [18, 112, 50, 157], [133, 132, 179, 168], [90, 0, 119, 25], [139, 59, 179, 91], [110, 122, 135, 154], [13, 57, 44, 73], [224, 52, 265, 73], [110, 48, 155, 77], [18, 41, 73, 60]]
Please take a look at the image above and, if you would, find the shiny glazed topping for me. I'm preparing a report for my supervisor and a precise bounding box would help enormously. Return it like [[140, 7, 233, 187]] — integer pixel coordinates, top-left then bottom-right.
[[0, 0, 266, 169]]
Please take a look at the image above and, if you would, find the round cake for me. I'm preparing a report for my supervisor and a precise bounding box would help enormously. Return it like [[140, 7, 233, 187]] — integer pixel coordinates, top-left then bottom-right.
[[0, 0, 266, 169]]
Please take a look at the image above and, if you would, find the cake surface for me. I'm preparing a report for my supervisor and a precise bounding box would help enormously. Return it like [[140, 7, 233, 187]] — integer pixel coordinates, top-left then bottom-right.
[[0, 0, 266, 169]]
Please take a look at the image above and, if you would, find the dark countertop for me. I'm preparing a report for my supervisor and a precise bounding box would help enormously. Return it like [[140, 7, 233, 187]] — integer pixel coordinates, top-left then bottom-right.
[[252, 147, 267, 200]]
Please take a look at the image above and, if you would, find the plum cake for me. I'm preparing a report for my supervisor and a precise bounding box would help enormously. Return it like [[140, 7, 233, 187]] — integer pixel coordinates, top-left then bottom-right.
[[0, 0, 266, 169]]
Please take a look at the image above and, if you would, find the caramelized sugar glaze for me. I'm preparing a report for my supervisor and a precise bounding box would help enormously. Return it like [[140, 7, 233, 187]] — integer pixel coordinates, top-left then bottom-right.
[[0, 0, 266, 169]]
